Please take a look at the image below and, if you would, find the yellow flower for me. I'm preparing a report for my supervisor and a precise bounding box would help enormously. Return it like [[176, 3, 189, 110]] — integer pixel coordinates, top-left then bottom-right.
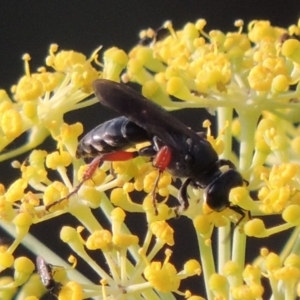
[[2, 17, 300, 300]]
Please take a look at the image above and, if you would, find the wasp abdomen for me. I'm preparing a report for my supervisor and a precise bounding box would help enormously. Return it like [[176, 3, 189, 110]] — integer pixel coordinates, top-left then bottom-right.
[[76, 116, 150, 158]]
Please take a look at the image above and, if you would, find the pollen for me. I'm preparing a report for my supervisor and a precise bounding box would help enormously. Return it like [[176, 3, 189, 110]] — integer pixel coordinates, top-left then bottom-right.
[[46, 151, 72, 169], [33, 71, 64, 92], [144, 260, 180, 292], [86, 230, 112, 250], [248, 65, 274, 92], [47, 50, 86, 72], [150, 220, 175, 246], [274, 265, 300, 281], [71, 62, 98, 92], [43, 181, 69, 207], [1, 109, 23, 139], [5, 178, 27, 203], [15, 76, 44, 101], [231, 284, 264, 300], [248, 20, 281, 43]]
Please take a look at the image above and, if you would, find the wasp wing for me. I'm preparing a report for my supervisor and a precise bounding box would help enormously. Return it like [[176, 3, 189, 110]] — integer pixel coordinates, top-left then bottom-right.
[[92, 79, 199, 150]]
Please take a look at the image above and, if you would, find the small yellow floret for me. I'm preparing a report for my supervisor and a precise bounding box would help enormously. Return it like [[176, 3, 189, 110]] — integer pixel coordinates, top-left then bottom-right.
[[33, 72, 64, 92], [248, 65, 273, 91], [60, 226, 78, 243], [1, 109, 23, 139], [0, 252, 14, 269], [15, 76, 44, 101], [43, 181, 69, 207], [243, 265, 261, 283], [193, 215, 211, 235], [195, 19, 207, 31], [208, 273, 228, 296], [86, 230, 112, 250], [274, 266, 300, 281], [271, 74, 289, 92], [150, 221, 174, 246], [13, 212, 33, 234], [231, 284, 264, 300], [282, 204, 300, 225], [58, 281, 83, 300], [111, 207, 126, 225], [281, 39, 300, 64], [223, 261, 241, 276], [229, 187, 256, 210], [14, 256, 35, 275], [48, 50, 86, 72], [265, 252, 282, 271], [46, 151, 72, 169], [284, 253, 300, 268], [5, 178, 27, 203], [183, 259, 201, 276], [14, 256, 35, 284], [22, 101, 37, 119], [144, 261, 180, 292], [103, 47, 128, 81], [248, 20, 279, 43], [0, 276, 16, 299], [82, 188, 102, 208], [244, 218, 266, 237]]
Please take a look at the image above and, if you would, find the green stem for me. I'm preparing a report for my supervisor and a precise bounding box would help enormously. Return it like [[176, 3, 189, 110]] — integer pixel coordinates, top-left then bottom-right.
[[231, 109, 259, 286], [195, 230, 215, 300], [236, 110, 260, 174], [217, 107, 233, 272], [231, 228, 246, 285]]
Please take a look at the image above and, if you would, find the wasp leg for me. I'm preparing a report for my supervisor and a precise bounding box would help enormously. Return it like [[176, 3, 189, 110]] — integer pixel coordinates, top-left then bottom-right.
[[151, 145, 172, 215], [46, 151, 139, 211], [217, 158, 237, 169], [230, 205, 251, 230], [176, 177, 191, 216]]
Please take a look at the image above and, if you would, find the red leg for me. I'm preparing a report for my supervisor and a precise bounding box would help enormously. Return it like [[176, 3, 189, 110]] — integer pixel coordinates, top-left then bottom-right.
[[151, 146, 172, 214], [46, 151, 138, 211]]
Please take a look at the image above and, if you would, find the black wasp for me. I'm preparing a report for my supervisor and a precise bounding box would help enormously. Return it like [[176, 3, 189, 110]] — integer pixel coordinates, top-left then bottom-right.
[[75, 79, 246, 222], [36, 256, 61, 296]]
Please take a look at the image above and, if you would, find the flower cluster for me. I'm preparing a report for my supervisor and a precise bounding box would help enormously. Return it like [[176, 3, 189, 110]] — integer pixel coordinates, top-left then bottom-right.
[[0, 18, 300, 299]]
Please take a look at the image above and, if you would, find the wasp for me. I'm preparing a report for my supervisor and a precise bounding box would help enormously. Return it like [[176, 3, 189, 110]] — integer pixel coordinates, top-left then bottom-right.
[[72, 79, 246, 222]]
